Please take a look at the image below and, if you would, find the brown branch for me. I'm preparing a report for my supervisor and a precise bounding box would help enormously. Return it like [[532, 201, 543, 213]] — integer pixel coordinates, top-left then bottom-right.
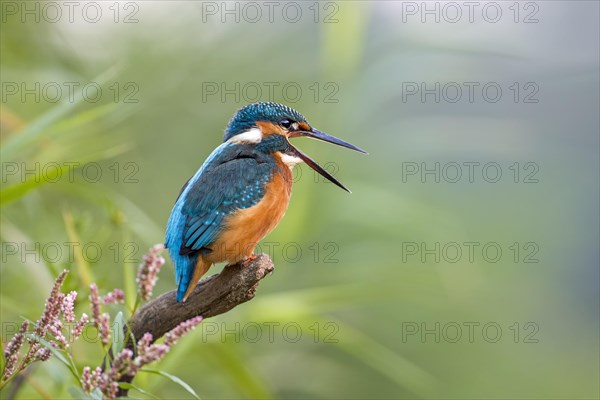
[[117, 254, 274, 396]]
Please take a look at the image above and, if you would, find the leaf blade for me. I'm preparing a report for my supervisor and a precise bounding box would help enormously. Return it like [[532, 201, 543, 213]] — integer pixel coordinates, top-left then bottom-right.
[[112, 311, 125, 355], [118, 382, 160, 399], [140, 369, 201, 400], [27, 334, 79, 382]]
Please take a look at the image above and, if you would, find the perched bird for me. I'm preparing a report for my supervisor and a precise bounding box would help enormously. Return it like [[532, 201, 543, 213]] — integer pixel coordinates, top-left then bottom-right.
[[165, 102, 366, 302]]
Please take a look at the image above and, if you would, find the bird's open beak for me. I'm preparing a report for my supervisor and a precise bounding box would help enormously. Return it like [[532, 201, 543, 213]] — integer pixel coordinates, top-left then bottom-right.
[[288, 129, 367, 193], [294, 129, 368, 154]]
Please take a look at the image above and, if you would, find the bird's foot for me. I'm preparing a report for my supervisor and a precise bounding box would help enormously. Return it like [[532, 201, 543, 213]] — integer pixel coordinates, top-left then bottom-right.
[[240, 254, 258, 267]]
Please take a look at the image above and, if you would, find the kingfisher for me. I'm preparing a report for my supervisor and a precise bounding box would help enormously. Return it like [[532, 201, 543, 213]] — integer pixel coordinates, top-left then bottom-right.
[[165, 102, 366, 302]]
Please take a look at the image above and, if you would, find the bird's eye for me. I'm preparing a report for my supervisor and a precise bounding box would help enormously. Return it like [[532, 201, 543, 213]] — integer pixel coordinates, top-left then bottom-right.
[[280, 120, 292, 129]]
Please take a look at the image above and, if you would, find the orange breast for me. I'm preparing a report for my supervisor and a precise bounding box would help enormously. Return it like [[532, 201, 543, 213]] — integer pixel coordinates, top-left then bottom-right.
[[206, 153, 293, 264]]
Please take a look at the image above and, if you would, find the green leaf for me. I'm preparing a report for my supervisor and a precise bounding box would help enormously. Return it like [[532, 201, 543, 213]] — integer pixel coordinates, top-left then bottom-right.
[[62, 210, 94, 288], [122, 230, 137, 311], [112, 311, 125, 355], [140, 369, 201, 399], [0, 163, 80, 206], [0, 143, 130, 206], [0, 66, 120, 160], [50, 103, 116, 134], [0, 219, 56, 289], [55, 184, 164, 244], [0, 337, 5, 372], [68, 386, 92, 399], [118, 382, 160, 399], [90, 388, 103, 400], [28, 335, 70, 367], [28, 335, 79, 382]]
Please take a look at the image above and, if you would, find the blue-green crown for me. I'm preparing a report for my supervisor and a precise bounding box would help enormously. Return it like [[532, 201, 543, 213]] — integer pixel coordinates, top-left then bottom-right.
[[224, 102, 307, 142]]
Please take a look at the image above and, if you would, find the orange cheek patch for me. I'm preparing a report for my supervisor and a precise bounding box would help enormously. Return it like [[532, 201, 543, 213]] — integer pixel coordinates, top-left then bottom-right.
[[298, 122, 311, 132], [257, 121, 285, 137]]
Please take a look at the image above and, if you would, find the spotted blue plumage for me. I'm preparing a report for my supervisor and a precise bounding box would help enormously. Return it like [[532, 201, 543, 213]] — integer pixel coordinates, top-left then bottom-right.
[[224, 102, 307, 141], [165, 136, 289, 301]]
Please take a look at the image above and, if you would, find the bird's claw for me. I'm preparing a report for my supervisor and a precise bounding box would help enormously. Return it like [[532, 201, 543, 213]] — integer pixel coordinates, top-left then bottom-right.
[[240, 254, 258, 267]]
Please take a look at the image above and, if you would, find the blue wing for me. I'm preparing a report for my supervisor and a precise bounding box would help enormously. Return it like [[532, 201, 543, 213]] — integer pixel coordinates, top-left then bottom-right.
[[165, 143, 275, 301], [179, 155, 273, 255]]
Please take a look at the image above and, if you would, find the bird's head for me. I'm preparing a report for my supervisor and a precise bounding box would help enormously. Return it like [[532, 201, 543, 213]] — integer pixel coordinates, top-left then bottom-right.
[[224, 102, 366, 192]]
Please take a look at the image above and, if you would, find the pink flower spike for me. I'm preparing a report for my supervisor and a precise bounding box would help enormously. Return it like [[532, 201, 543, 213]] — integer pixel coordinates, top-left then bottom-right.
[[81, 366, 93, 392], [131, 317, 202, 368], [4, 321, 29, 359], [136, 244, 166, 301], [106, 381, 119, 400], [134, 343, 169, 367], [89, 283, 101, 326], [164, 316, 203, 347], [48, 321, 69, 349], [136, 332, 153, 354], [2, 321, 28, 379], [62, 291, 77, 322], [109, 348, 135, 379], [34, 270, 69, 338], [91, 367, 104, 388], [35, 347, 51, 361], [102, 289, 125, 305], [99, 313, 111, 346], [71, 313, 89, 340]]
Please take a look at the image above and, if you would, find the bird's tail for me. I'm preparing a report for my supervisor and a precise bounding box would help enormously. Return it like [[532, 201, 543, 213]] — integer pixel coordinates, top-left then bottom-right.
[[177, 255, 212, 302]]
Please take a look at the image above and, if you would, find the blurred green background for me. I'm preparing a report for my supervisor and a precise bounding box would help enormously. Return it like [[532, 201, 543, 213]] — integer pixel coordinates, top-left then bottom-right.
[[1, 1, 599, 399]]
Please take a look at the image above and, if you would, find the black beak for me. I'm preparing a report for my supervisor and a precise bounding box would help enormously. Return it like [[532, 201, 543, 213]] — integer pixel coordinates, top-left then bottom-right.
[[288, 129, 367, 193], [297, 129, 368, 154]]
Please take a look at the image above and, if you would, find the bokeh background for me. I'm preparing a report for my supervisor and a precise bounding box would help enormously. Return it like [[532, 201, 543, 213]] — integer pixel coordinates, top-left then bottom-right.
[[1, 1, 599, 399]]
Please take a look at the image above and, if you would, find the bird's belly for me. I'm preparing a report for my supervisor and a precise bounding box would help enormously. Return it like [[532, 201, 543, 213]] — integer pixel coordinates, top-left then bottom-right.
[[206, 169, 292, 265]]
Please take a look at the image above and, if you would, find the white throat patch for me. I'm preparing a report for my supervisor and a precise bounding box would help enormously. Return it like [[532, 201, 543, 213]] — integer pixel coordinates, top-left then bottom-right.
[[227, 128, 262, 144], [279, 153, 304, 169]]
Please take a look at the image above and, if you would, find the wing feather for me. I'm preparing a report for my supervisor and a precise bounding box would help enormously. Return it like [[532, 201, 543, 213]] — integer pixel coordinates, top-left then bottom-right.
[[178, 155, 274, 256]]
